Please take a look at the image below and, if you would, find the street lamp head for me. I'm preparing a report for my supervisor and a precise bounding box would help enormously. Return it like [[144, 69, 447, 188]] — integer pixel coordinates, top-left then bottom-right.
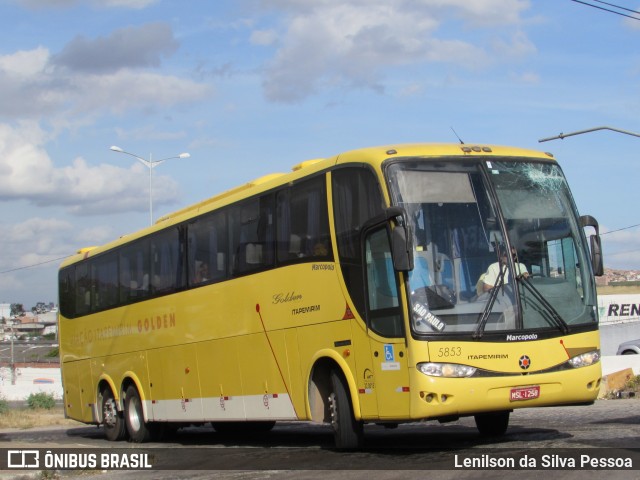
[[110, 146, 124, 153], [179, 153, 190, 159]]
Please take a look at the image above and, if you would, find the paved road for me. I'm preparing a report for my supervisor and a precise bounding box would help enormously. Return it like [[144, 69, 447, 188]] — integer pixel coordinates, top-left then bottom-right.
[[1, 399, 639, 479], [0, 340, 58, 365]]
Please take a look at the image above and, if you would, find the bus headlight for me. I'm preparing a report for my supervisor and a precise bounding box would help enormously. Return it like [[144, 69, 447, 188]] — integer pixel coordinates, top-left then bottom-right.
[[417, 362, 477, 378], [568, 349, 600, 368]]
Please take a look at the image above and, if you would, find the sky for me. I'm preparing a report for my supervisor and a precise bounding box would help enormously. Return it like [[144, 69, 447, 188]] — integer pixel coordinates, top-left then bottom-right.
[[1, 0, 640, 308]]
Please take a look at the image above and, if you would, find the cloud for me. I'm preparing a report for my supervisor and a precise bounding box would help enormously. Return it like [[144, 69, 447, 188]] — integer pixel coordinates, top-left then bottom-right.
[[14, 0, 157, 9], [0, 42, 211, 121], [601, 227, 640, 269], [250, 29, 279, 46], [0, 122, 180, 215], [52, 23, 179, 73], [256, 0, 533, 102]]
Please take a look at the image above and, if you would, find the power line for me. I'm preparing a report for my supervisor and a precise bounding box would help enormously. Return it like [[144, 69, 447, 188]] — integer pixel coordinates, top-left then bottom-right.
[[601, 223, 640, 236], [0, 255, 72, 275], [592, 0, 640, 15], [569, 0, 640, 21]]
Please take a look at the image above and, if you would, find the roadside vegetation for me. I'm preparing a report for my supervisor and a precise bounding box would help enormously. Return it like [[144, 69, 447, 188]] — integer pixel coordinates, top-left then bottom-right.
[[605, 374, 640, 400], [0, 393, 79, 429]]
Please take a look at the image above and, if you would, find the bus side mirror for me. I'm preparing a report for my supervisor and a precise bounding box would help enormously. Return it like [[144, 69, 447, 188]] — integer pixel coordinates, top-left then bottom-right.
[[589, 234, 604, 277], [581, 215, 604, 277], [392, 224, 414, 272]]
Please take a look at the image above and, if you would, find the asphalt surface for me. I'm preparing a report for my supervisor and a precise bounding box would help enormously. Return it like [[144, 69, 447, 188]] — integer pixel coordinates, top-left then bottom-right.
[[1, 399, 639, 479]]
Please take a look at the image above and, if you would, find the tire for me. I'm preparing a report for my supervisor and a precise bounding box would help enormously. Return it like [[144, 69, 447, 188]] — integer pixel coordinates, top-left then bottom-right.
[[328, 370, 363, 449], [124, 385, 152, 443], [474, 411, 510, 437], [101, 388, 127, 441]]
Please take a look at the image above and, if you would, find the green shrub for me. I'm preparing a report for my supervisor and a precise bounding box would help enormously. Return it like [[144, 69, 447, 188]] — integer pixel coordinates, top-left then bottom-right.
[[0, 397, 9, 415], [46, 347, 59, 358], [27, 392, 56, 410]]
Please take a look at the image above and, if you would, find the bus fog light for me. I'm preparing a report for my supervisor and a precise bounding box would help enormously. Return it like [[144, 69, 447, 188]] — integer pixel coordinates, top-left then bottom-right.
[[568, 350, 600, 368], [417, 362, 476, 378]]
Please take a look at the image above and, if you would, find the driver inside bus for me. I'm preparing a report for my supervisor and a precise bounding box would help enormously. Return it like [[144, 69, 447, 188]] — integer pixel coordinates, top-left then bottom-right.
[[481, 247, 529, 293]]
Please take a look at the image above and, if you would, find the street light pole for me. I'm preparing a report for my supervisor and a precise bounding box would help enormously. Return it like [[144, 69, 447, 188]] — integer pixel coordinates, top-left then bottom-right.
[[110, 146, 190, 225], [539, 126, 640, 143]]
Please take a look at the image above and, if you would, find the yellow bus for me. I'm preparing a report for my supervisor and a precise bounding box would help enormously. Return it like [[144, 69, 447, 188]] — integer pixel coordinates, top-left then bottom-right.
[[58, 143, 603, 448]]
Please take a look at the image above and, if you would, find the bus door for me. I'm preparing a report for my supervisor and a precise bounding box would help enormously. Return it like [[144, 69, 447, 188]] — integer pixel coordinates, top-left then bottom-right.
[[363, 226, 410, 419]]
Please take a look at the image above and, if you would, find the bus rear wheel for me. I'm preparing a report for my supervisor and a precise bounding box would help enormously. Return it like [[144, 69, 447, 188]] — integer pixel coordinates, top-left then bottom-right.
[[474, 411, 510, 437], [124, 385, 152, 443], [328, 370, 363, 449], [101, 388, 126, 441]]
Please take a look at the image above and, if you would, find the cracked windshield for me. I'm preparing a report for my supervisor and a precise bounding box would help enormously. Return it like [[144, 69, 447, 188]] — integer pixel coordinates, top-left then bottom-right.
[[386, 159, 598, 337]]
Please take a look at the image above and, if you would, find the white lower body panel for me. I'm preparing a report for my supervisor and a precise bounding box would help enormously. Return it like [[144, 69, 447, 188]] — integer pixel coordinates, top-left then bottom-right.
[[146, 393, 297, 423]]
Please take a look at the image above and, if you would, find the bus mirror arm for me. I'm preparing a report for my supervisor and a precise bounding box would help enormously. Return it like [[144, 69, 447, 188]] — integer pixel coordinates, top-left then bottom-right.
[[580, 215, 604, 277], [580, 215, 599, 235]]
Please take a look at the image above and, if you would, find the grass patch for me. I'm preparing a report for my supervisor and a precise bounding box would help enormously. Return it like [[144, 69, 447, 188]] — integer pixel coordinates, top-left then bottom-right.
[[0, 405, 80, 429]]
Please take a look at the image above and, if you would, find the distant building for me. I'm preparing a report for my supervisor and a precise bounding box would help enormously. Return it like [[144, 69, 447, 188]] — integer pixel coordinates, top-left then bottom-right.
[[0, 304, 10, 320]]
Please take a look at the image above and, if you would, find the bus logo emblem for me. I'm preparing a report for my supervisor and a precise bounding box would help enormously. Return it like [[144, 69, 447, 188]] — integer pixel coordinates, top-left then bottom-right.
[[519, 355, 531, 370]]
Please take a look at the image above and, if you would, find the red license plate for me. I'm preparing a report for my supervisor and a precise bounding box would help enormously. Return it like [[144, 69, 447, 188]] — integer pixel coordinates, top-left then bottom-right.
[[510, 385, 540, 402]]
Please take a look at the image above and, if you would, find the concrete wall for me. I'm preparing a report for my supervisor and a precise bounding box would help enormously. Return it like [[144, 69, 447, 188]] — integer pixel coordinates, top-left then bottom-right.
[[600, 322, 640, 356], [0, 366, 62, 401]]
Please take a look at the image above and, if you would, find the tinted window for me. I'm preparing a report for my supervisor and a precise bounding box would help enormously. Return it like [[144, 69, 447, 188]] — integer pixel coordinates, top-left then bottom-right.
[[75, 262, 91, 316], [119, 239, 150, 303], [58, 267, 74, 318], [92, 253, 118, 311], [277, 176, 332, 263], [332, 167, 385, 318], [150, 227, 185, 295], [230, 195, 275, 275], [188, 210, 228, 285]]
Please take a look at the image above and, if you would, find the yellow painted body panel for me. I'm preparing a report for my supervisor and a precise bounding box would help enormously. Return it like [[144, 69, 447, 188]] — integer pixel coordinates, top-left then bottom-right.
[[60, 261, 350, 423]]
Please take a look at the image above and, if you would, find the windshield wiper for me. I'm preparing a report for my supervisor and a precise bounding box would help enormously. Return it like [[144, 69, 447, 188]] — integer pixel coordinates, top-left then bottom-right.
[[518, 275, 570, 335], [473, 265, 506, 339]]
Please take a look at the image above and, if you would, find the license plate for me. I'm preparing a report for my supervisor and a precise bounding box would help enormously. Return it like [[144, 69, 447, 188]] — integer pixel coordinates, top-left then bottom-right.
[[510, 385, 540, 402]]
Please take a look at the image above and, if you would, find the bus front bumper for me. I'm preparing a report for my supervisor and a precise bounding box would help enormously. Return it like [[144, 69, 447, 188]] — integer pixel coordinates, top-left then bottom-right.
[[408, 363, 602, 420]]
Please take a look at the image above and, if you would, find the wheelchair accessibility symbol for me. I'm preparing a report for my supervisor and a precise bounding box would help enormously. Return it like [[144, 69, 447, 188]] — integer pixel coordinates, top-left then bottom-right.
[[383, 344, 394, 362]]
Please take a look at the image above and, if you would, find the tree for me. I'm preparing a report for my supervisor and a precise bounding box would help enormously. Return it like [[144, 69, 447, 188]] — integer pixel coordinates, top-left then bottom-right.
[[10, 303, 24, 317]]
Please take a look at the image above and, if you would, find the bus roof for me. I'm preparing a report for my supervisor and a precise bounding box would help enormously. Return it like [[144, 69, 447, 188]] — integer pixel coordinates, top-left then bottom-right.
[[59, 142, 555, 268]]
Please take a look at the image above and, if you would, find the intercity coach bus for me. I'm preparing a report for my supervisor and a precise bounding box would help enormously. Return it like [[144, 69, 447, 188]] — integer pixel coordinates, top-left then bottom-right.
[[58, 143, 603, 448]]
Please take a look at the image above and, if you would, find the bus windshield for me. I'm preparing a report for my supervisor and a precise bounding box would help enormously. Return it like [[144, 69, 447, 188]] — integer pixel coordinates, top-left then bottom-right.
[[386, 158, 598, 337]]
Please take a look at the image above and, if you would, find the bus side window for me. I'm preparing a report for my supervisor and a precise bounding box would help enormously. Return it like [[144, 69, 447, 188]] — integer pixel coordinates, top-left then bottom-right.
[[277, 176, 332, 264], [188, 210, 228, 285], [332, 167, 386, 320], [150, 227, 185, 294], [75, 263, 90, 316], [59, 266, 75, 319], [365, 227, 403, 337], [231, 195, 275, 275], [119, 240, 149, 302]]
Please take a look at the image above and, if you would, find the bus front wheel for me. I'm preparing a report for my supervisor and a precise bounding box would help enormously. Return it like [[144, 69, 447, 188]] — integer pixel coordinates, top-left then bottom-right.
[[101, 388, 126, 441], [124, 385, 152, 443], [474, 411, 510, 437], [328, 370, 363, 449]]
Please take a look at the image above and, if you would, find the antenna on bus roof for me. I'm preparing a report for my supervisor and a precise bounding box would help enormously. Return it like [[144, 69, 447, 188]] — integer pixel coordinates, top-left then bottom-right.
[[450, 127, 465, 144]]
